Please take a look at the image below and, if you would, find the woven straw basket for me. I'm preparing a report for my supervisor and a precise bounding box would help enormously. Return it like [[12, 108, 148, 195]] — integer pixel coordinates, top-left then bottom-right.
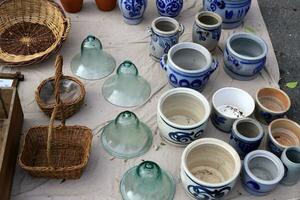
[[0, 0, 70, 66], [19, 64, 92, 179], [36, 55, 85, 120]]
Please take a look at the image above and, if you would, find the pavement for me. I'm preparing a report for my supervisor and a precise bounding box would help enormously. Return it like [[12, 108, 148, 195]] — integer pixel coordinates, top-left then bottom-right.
[[258, 0, 300, 122]]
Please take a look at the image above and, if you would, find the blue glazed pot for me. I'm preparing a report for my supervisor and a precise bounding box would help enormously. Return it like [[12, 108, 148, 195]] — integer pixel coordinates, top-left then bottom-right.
[[160, 42, 218, 91], [156, 0, 183, 18], [242, 150, 285, 196], [203, 0, 251, 29], [118, 0, 147, 25], [224, 32, 268, 81]]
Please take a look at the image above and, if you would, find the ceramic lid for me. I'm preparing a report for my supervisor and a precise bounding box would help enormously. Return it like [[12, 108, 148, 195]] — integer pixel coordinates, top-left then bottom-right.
[[120, 161, 175, 200], [102, 60, 151, 107], [70, 35, 116, 80], [101, 111, 153, 159]]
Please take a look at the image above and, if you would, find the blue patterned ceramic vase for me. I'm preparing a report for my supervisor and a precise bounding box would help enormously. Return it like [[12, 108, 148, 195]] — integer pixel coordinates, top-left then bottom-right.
[[203, 0, 251, 29], [224, 32, 268, 81], [156, 0, 183, 18], [149, 17, 184, 61], [118, 0, 147, 25], [192, 11, 222, 51]]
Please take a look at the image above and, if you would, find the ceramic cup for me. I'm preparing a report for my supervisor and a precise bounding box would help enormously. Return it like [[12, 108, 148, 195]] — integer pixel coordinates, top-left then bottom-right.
[[160, 42, 218, 91], [255, 87, 291, 125], [242, 150, 285, 196], [280, 147, 300, 186], [211, 87, 255, 132], [192, 11, 222, 51], [149, 17, 184, 61], [224, 32, 268, 81], [157, 88, 210, 146], [181, 138, 241, 199], [267, 118, 300, 157], [229, 118, 264, 159]]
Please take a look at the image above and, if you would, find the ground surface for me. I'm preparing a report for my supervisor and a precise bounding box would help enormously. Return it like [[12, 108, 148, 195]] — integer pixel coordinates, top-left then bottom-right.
[[258, 0, 300, 122]]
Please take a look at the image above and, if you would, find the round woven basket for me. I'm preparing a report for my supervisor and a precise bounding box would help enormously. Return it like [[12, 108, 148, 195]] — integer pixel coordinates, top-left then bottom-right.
[[0, 0, 70, 66]]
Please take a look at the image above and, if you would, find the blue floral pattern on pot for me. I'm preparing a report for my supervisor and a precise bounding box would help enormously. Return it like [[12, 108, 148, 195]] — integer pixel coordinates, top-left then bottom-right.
[[195, 27, 221, 42], [211, 112, 226, 126], [268, 139, 282, 157], [188, 184, 231, 200], [150, 32, 179, 60], [119, 0, 147, 24], [169, 129, 204, 144], [229, 133, 261, 158], [156, 0, 183, 18]]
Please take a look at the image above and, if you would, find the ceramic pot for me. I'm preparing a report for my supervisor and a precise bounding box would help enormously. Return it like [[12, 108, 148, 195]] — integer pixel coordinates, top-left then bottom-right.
[[211, 87, 255, 132], [156, 0, 183, 18], [255, 87, 291, 125], [280, 147, 300, 186], [118, 0, 147, 25], [267, 118, 300, 157], [203, 0, 251, 29], [181, 138, 241, 199], [157, 88, 210, 146], [149, 17, 184, 61], [224, 32, 268, 81], [229, 118, 264, 159], [160, 42, 218, 91], [60, 0, 83, 13], [242, 150, 285, 196], [192, 11, 222, 51], [95, 0, 117, 11]]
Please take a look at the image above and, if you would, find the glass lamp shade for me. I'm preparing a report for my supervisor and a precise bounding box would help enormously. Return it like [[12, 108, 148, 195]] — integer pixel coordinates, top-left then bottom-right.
[[120, 161, 176, 200], [71, 35, 116, 80], [102, 60, 151, 107], [101, 111, 153, 159]]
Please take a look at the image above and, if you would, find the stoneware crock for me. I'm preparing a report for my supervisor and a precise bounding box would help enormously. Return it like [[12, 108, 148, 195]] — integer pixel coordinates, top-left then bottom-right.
[[255, 87, 291, 125], [211, 87, 255, 132], [157, 88, 210, 146], [229, 118, 264, 159], [242, 150, 285, 196], [203, 0, 251, 29], [149, 17, 184, 61], [280, 147, 300, 186], [118, 0, 147, 25], [60, 0, 83, 13], [156, 0, 183, 18], [267, 118, 300, 157], [95, 0, 117, 11], [192, 11, 222, 51], [224, 32, 268, 80], [181, 138, 241, 199], [160, 42, 218, 91]]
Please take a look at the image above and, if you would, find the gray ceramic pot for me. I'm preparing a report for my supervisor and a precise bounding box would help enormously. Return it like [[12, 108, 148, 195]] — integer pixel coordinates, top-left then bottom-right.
[[280, 147, 300, 186]]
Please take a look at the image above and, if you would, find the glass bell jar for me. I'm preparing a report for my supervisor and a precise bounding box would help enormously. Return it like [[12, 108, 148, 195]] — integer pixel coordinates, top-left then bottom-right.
[[101, 111, 153, 159], [70, 35, 116, 80], [120, 161, 176, 200], [102, 60, 151, 107]]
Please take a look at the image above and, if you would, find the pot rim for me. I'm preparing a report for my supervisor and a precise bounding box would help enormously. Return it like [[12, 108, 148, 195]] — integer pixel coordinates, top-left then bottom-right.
[[195, 11, 222, 29], [167, 42, 212, 74], [157, 87, 211, 129], [226, 32, 268, 61], [151, 16, 180, 36], [181, 138, 241, 188], [244, 150, 285, 185], [232, 118, 264, 142], [281, 147, 300, 167]]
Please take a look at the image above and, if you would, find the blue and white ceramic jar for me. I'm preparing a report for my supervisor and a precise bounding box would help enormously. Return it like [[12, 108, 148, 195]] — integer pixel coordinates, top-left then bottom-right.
[[157, 88, 211, 146], [160, 42, 218, 91], [203, 0, 251, 29], [224, 32, 268, 81], [118, 0, 147, 25], [156, 0, 183, 18], [149, 17, 184, 61], [192, 11, 222, 51]]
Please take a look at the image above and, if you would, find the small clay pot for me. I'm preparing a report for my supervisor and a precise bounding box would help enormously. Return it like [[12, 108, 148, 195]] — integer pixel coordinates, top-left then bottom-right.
[[95, 0, 117, 11], [60, 0, 83, 13]]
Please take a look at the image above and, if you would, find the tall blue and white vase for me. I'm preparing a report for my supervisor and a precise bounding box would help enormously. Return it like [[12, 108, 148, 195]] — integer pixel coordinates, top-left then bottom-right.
[[156, 0, 183, 18], [118, 0, 147, 25]]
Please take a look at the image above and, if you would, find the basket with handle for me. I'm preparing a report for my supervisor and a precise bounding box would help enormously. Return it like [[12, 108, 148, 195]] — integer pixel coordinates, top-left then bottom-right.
[[35, 55, 85, 120], [19, 64, 92, 179]]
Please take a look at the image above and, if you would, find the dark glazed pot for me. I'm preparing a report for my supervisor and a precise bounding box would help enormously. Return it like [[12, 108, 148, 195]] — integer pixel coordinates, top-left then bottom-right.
[[60, 0, 83, 13], [95, 0, 117, 11]]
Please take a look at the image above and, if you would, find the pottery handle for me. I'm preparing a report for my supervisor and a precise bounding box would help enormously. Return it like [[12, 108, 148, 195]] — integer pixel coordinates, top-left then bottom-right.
[[146, 26, 153, 36], [160, 54, 168, 71], [210, 58, 219, 75], [179, 23, 185, 36]]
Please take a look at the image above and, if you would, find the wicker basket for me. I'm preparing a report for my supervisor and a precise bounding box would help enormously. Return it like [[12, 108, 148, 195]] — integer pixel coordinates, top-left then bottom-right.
[[36, 55, 85, 120], [19, 67, 92, 179], [0, 0, 70, 66]]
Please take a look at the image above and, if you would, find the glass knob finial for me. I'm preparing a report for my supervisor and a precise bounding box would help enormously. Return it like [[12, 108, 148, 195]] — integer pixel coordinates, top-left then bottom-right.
[[81, 35, 103, 50], [117, 60, 138, 76], [115, 111, 139, 127], [137, 161, 161, 180]]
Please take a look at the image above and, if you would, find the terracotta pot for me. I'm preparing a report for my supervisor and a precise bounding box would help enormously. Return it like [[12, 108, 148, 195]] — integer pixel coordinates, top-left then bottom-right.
[[95, 0, 117, 11], [60, 0, 83, 13]]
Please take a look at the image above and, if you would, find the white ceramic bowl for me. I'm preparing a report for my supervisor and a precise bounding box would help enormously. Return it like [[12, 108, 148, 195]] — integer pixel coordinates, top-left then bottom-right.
[[181, 138, 241, 199]]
